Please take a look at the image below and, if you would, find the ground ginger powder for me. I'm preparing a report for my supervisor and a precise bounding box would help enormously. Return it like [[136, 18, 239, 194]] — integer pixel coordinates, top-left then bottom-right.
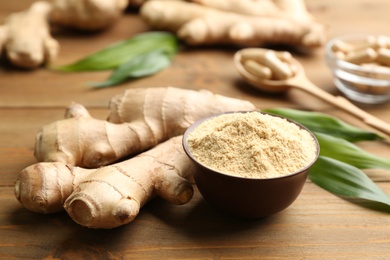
[[187, 112, 318, 178]]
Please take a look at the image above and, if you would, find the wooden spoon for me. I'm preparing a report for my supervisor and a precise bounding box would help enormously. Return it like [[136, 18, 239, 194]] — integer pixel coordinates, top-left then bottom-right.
[[234, 48, 390, 137]]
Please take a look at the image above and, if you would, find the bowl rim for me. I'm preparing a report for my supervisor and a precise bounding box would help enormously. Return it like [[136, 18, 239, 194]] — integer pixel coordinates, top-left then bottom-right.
[[182, 111, 320, 181], [325, 33, 390, 76]]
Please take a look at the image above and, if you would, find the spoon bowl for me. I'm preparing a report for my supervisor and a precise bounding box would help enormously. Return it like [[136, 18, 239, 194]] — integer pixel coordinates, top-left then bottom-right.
[[234, 48, 301, 93]]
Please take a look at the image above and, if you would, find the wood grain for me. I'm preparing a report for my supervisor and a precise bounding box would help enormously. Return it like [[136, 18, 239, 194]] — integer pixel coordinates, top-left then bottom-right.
[[1, 1, 390, 259]]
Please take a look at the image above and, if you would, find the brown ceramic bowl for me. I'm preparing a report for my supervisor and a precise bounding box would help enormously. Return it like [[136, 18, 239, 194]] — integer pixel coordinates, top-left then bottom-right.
[[182, 111, 320, 219]]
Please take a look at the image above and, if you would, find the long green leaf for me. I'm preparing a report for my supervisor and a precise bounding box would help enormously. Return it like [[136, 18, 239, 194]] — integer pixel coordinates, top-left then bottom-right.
[[263, 108, 383, 142], [315, 132, 390, 170], [51, 32, 178, 71], [309, 156, 390, 208], [90, 50, 172, 88]]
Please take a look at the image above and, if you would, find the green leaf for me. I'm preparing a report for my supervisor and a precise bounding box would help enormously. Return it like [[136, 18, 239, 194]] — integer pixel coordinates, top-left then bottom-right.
[[315, 132, 390, 170], [51, 32, 178, 71], [90, 50, 172, 88], [309, 156, 390, 207], [263, 108, 383, 142]]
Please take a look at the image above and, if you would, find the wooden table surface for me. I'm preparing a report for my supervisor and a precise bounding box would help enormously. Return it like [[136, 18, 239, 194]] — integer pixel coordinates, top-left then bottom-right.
[[1, 1, 390, 259]]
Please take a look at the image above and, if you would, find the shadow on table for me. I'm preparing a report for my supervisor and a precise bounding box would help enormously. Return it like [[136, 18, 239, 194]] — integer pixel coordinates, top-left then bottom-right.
[[7, 191, 286, 258]]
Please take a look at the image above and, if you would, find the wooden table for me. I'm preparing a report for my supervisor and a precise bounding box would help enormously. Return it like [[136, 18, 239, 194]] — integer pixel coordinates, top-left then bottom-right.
[[1, 1, 390, 259]]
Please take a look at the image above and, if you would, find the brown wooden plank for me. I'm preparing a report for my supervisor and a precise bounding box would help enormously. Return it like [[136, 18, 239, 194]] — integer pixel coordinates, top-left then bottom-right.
[[2, 184, 390, 259], [1, 0, 390, 259]]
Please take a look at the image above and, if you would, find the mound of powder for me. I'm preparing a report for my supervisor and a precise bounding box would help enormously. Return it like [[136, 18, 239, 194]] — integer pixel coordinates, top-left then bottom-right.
[[187, 112, 318, 178]]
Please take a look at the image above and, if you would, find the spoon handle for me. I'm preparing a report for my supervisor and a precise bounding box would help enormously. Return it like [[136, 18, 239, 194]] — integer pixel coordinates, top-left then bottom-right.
[[294, 77, 390, 137], [334, 96, 390, 136]]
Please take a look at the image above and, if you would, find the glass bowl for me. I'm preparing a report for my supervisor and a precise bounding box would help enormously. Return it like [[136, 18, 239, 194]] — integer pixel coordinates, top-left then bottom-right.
[[326, 34, 390, 104]]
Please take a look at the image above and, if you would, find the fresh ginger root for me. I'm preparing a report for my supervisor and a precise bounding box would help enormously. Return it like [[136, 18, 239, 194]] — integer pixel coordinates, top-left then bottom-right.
[[16, 136, 194, 229], [50, 0, 129, 30], [0, 0, 130, 68], [34, 87, 255, 168], [140, 0, 327, 47], [0, 1, 59, 69], [17, 87, 254, 228]]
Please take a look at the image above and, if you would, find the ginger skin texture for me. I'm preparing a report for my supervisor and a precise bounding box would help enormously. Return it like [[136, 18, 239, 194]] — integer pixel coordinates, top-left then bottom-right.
[[50, 0, 129, 30], [140, 0, 327, 47], [34, 87, 255, 168], [15, 136, 194, 229], [0, 1, 59, 69]]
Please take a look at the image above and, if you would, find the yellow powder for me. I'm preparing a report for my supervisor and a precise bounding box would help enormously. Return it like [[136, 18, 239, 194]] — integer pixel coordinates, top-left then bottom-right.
[[187, 112, 318, 178]]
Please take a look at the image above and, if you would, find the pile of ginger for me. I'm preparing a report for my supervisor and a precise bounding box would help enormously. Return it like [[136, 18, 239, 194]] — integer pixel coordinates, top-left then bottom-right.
[[0, 0, 327, 69], [15, 87, 256, 229], [8, 0, 327, 230]]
